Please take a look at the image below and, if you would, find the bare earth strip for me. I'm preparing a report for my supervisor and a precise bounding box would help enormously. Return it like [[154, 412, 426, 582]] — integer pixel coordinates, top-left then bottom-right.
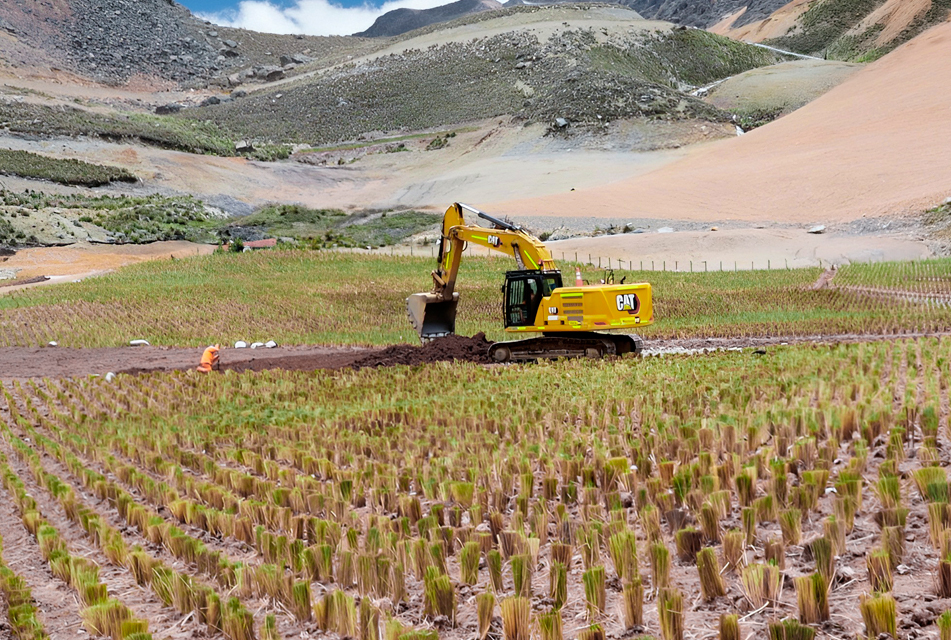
[[4, 332, 951, 379]]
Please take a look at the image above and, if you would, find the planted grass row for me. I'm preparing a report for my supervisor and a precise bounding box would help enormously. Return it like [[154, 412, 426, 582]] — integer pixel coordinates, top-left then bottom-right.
[[10, 337, 951, 638], [0, 533, 49, 640], [0, 403, 257, 640], [13, 380, 442, 640], [0, 449, 151, 640]]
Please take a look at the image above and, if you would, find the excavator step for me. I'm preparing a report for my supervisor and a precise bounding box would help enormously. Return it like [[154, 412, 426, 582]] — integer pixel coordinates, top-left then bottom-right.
[[488, 333, 643, 363]]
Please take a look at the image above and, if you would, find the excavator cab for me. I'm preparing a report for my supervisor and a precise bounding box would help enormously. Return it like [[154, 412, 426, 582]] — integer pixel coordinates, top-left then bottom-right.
[[504, 270, 562, 328]]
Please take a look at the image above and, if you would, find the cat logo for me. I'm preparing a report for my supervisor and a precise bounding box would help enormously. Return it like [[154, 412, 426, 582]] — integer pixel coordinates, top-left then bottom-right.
[[487, 235, 502, 247], [616, 293, 639, 313]]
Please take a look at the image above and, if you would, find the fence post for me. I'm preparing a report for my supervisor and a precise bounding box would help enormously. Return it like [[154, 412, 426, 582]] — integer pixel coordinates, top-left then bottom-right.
[[608, 257, 611, 269], [768, 259, 770, 270], [704, 261, 707, 272], [640, 261, 643, 270], [690, 261, 693, 273], [663, 261, 666, 272], [734, 261, 737, 272], [599, 256, 602, 268], [575, 252, 578, 263], [675, 261, 678, 271], [652, 261, 654, 271]]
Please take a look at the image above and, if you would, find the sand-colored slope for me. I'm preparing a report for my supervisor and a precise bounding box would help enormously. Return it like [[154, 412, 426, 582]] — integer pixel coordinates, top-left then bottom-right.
[[709, 0, 812, 42], [491, 19, 951, 223], [848, 0, 932, 46]]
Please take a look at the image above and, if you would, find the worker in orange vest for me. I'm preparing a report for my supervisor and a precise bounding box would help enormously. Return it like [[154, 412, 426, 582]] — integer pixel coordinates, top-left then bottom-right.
[[197, 345, 220, 373]]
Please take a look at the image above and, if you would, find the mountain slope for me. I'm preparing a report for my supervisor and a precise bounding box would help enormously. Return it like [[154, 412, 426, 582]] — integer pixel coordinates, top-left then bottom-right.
[[355, 0, 503, 37], [715, 0, 951, 60], [491, 18, 951, 224], [187, 7, 787, 146], [0, 0, 366, 87]]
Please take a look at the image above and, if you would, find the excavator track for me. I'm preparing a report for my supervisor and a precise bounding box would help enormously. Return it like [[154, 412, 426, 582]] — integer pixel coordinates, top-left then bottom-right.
[[487, 333, 644, 363]]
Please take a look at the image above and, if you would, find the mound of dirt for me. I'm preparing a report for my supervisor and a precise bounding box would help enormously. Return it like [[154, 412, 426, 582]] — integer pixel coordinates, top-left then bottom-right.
[[350, 332, 494, 368]]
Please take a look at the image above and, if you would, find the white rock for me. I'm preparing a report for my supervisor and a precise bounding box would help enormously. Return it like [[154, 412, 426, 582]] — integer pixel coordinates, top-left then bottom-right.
[[48, 341, 58, 347], [265, 340, 277, 348], [105, 372, 116, 382], [808, 225, 826, 234], [234, 341, 248, 348], [250, 342, 265, 349], [657, 227, 674, 233], [129, 339, 150, 346]]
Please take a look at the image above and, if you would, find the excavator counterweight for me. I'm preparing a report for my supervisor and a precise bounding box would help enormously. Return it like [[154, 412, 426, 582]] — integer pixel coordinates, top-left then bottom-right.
[[407, 203, 653, 360]]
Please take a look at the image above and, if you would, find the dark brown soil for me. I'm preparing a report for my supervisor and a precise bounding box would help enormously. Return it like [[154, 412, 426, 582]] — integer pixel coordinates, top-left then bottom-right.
[[349, 332, 494, 368], [0, 334, 495, 380], [7, 331, 951, 379]]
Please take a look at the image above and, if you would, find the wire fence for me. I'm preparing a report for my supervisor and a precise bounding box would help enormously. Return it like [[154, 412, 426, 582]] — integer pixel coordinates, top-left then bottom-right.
[[340, 244, 828, 272]]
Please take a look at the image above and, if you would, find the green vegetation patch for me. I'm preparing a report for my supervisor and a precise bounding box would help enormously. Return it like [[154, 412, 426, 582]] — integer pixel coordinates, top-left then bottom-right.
[[3, 252, 951, 347], [767, 0, 950, 60], [0, 214, 37, 246], [0, 102, 291, 159], [227, 205, 440, 248], [589, 29, 786, 90], [0, 191, 218, 245], [79, 196, 219, 244], [0, 149, 135, 186], [186, 28, 785, 146], [767, 0, 885, 56]]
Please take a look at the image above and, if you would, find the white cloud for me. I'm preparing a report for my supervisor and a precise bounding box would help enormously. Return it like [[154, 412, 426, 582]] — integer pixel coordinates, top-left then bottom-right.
[[199, 0, 453, 36]]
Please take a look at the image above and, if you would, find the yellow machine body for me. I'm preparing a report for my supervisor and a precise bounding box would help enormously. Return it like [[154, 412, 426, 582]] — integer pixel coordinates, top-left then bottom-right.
[[510, 283, 653, 334], [407, 203, 653, 358]]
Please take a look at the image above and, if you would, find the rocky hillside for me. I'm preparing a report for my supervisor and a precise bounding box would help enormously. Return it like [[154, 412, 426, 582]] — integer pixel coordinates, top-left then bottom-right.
[[186, 8, 787, 147], [356, 0, 503, 37], [504, 0, 790, 27], [761, 0, 951, 61], [0, 0, 375, 86]]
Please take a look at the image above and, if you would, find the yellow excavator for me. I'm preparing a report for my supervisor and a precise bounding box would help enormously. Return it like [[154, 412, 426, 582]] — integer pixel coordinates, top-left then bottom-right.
[[407, 203, 653, 362]]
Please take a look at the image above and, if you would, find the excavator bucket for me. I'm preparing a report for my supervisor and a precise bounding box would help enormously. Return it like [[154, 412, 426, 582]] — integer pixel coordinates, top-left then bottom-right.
[[406, 292, 459, 341]]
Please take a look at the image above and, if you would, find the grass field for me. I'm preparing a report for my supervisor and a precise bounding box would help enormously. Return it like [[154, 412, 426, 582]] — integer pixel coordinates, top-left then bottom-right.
[[0, 149, 136, 187], [0, 334, 947, 639], [1, 251, 951, 347]]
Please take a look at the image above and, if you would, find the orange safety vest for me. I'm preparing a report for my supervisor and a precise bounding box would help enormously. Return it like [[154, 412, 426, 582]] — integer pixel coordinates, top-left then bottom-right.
[[197, 345, 220, 373]]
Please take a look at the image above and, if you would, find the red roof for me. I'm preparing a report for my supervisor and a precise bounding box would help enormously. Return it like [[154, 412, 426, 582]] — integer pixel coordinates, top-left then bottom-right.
[[245, 238, 278, 248]]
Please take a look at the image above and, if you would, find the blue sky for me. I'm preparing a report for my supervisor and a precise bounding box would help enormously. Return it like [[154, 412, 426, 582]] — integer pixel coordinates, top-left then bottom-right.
[[184, 0, 450, 35]]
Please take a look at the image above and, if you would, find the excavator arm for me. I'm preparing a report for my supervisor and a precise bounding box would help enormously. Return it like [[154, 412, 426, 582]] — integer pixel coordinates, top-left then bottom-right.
[[430, 203, 557, 301], [408, 202, 553, 339]]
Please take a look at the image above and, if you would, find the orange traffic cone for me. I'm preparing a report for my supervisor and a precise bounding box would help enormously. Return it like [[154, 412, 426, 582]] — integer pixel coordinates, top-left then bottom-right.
[[575, 266, 583, 287]]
